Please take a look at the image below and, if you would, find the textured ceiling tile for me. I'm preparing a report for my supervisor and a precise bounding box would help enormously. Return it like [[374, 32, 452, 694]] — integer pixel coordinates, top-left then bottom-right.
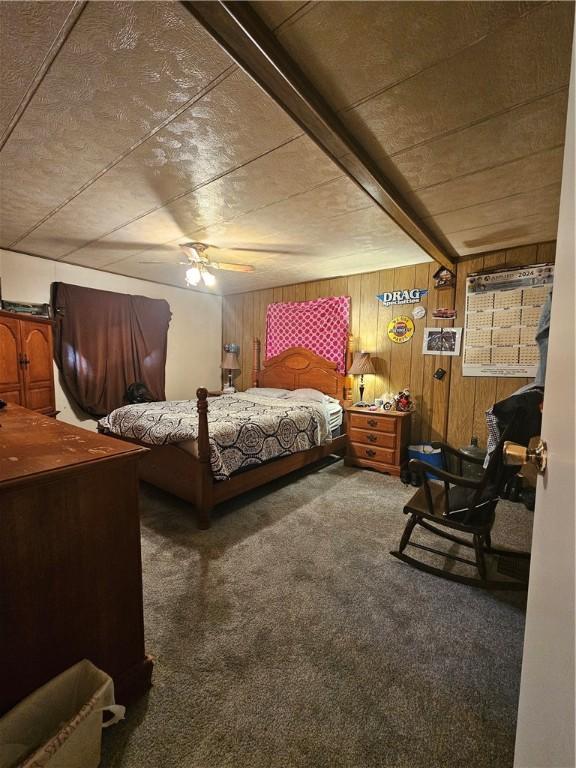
[[0, 1, 233, 245], [343, 2, 573, 156], [15, 69, 302, 258], [2, 0, 565, 292], [425, 183, 561, 235], [189, 182, 429, 266], [191, 177, 374, 246], [98, 177, 430, 294], [451, 217, 561, 256], [267, 1, 540, 111], [102, 229, 430, 295], [103, 256, 192, 289], [60, 170, 372, 271], [251, 0, 570, 262], [0, 2, 75, 137], [251, 1, 309, 30], [407, 147, 565, 218], [422, 184, 561, 257], [389, 90, 569, 193], [59, 136, 342, 268]]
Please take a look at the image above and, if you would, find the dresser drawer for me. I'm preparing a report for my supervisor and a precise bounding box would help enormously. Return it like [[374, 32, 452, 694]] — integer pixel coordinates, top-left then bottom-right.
[[348, 412, 397, 434], [349, 427, 395, 449], [348, 442, 395, 465]]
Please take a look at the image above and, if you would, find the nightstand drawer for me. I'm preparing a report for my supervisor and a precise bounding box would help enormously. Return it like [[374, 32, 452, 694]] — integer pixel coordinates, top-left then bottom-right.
[[348, 412, 397, 433], [349, 427, 395, 449], [348, 442, 395, 465]]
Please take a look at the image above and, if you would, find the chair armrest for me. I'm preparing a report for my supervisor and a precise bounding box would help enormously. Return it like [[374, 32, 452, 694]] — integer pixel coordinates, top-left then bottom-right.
[[408, 459, 483, 489], [430, 441, 486, 465]]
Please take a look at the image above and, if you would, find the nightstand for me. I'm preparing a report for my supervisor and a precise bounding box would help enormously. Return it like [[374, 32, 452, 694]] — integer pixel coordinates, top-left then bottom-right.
[[344, 407, 411, 476]]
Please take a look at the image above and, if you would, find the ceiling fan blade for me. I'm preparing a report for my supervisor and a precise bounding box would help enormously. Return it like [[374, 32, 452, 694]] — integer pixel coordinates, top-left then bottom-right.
[[211, 262, 255, 272], [139, 260, 180, 265], [223, 246, 306, 255], [203, 242, 307, 256]]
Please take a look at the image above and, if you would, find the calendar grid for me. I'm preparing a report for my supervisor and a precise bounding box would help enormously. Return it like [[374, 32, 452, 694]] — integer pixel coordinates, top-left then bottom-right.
[[463, 264, 553, 377]]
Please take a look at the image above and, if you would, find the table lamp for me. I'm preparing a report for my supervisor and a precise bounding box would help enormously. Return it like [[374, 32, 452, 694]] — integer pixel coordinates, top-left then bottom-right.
[[221, 347, 240, 393], [349, 351, 375, 406]]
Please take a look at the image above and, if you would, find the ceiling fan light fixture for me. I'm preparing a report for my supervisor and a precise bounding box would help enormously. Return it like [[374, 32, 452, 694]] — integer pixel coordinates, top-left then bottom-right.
[[180, 242, 200, 260], [201, 269, 216, 287], [185, 266, 201, 286]]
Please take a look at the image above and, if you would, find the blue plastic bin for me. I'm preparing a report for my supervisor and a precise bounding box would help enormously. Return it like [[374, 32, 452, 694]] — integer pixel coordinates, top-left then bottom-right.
[[408, 444, 444, 480]]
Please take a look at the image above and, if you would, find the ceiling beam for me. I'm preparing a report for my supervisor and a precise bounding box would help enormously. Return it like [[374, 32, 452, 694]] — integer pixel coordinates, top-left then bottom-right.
[[180, 0, 457, 271]]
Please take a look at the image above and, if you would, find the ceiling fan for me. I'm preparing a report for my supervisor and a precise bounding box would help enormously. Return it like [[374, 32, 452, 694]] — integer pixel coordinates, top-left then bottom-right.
[[140, 241, 255, 287], [140, 241, 304, 288], [182, 242, 256, 287]]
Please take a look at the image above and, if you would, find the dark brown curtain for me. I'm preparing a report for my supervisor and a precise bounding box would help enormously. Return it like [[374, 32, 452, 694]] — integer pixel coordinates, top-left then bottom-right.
[[52, 282, 171, 417]]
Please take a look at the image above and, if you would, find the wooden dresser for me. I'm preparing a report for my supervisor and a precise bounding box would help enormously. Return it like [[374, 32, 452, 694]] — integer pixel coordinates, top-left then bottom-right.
[[345, 407, 411, 476], [0, 404, 152, 716], [0, 310, 56, 416]]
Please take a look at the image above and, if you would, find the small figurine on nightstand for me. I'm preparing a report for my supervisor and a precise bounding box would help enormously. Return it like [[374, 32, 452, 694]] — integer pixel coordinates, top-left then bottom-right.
[[394, 388, 415, 412], [381, 392, 396, 411]]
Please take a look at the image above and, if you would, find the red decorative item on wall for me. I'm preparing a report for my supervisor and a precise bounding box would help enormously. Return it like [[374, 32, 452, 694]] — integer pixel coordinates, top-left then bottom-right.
[[265, 296, 350, 373]]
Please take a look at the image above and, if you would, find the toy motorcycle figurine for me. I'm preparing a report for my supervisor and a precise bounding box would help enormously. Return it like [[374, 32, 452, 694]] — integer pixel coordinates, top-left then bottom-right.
[[380, 392, 396, 411], [394, 388, 414, 412]]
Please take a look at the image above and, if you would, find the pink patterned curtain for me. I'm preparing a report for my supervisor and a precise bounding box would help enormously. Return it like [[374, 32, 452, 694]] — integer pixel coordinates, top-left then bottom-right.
[[265, 296, 350, 373]]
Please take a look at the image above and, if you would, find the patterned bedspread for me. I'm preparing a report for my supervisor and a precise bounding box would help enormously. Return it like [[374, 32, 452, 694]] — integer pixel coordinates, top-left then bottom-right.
[[98, 393, 331, 481]]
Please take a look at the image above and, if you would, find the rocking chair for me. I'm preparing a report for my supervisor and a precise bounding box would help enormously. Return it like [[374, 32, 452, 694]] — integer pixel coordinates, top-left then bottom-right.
[[390, 415, 530, 589]]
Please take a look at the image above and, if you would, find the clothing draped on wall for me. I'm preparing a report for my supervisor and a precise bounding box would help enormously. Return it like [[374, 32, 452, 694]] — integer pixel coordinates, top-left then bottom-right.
[[52, 282, 171, 417], [535, 288, 553, 386], [484, 385, 544, 466]]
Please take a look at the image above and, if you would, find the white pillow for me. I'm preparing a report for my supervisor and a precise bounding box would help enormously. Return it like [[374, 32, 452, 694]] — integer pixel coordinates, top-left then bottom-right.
[[244, 387, 291, 398], [283, 388, 327, 403]]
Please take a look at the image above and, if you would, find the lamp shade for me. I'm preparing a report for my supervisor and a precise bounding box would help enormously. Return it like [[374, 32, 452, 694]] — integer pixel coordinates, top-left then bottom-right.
[[221, 351, 240, 371], [348, 351, 375, 376]]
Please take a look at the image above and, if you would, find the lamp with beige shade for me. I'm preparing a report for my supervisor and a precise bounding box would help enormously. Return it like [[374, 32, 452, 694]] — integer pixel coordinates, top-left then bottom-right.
[[348, 351, 375, 406], [221, 346, 240, 393]]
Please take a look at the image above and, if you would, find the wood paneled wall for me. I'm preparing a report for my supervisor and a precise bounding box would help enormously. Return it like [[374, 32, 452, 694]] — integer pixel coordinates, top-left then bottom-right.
[[222, 241, 555, 447], [447, 240, 555, 448]]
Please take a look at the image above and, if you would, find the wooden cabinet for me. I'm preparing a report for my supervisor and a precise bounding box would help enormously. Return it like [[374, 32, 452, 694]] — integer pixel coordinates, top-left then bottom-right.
[[345, 407, 411, 476], [0, 404, 152, 715], [0, 311, 55, 415]]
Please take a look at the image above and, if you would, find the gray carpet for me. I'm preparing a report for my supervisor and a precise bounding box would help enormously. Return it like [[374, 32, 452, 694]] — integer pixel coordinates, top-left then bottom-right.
[[100, 460, 531, 768]]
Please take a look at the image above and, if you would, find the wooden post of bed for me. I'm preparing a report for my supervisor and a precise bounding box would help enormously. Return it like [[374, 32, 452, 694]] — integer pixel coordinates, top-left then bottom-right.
[[196, 387, 213, 529], [252, 337, 261, 387]]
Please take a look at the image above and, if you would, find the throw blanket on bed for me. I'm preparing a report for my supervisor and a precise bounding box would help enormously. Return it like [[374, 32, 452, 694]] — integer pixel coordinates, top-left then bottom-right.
[[98, 393, 330, 481]]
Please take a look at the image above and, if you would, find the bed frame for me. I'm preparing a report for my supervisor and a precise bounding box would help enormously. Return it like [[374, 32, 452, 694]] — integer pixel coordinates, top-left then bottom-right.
[[135, 339, 352, 528]]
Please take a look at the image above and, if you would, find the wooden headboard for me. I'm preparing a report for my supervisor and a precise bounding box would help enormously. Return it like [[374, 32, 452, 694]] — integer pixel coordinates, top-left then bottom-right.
[[251, 339, 352, 404]]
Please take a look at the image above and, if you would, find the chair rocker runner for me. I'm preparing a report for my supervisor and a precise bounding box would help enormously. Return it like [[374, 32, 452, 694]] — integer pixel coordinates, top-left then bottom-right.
[[391, 414, 530, 589]]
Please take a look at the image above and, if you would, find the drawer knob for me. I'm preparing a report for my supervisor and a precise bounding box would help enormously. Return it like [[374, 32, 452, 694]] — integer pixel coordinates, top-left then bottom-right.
[[367, 419, 378, 427], [367, 433, 378, 442], [366, 448, 377, 458]]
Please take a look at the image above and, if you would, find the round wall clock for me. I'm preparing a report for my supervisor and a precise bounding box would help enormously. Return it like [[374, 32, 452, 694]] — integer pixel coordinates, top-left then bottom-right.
[[387, 315, 415, 344], [412, 305, 426, 320]]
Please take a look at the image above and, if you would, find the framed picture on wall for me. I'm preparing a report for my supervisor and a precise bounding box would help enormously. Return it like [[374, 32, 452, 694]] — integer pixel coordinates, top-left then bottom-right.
[[422, 327, 462, 356]]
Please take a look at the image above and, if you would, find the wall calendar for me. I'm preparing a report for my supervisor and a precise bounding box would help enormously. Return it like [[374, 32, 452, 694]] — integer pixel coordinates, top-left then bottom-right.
[[463, 263, 554, 378]]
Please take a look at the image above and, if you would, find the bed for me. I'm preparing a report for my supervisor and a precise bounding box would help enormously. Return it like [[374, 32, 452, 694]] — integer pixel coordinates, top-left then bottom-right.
[[99, 340, 352, 527]]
